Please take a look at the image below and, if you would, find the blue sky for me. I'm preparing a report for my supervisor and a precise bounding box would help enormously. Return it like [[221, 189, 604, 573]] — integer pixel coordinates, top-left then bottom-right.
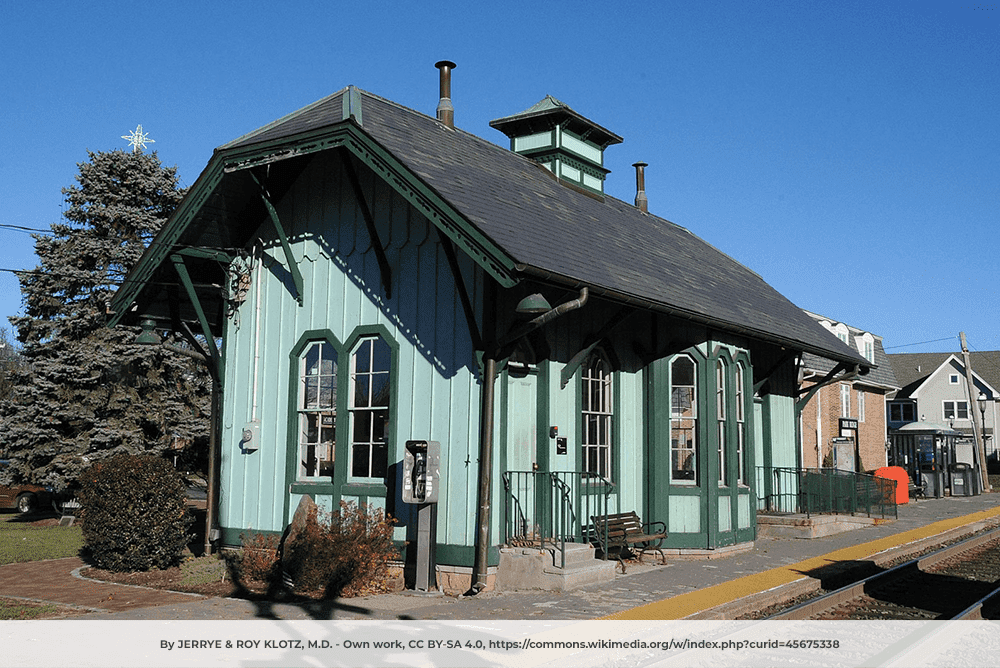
[[2, 1, 997, 357]]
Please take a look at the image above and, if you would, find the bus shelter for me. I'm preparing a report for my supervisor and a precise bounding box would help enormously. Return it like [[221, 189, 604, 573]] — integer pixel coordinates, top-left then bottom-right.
[[888, 421, 978, 498]]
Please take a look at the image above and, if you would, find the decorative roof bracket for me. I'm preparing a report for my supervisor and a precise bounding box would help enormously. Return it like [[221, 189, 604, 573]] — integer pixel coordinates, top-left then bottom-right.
[[439, 232, 483, 350], [170, 253, 221, 380], [795, 362, 860, 414], [339, 149, 393, 299], [250, 171, 304, 306], [560, 306, 634, 388]]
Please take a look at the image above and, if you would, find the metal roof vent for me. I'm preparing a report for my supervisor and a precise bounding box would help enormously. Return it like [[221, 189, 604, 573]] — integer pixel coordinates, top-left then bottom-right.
[[633, 162, 648, 212], [435, 60, 456, 128]]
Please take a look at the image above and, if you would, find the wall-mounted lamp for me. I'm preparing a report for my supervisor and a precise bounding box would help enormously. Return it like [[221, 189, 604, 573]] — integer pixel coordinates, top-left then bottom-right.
[[515, 293, 552, 315], [135, 318, 161, 346]]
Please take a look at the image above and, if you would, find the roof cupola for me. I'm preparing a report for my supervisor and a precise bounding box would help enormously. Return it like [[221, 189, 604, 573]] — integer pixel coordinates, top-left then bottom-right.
[[490, 96, 623, 194]]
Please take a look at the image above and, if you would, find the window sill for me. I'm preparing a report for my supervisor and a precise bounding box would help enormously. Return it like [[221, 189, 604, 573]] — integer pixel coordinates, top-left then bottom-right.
[[342, 481, 388, 497], [290, 481, 336, 495]]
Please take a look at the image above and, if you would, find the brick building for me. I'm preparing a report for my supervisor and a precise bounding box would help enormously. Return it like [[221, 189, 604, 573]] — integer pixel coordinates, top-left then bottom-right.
[[799, 313, 899, 472]]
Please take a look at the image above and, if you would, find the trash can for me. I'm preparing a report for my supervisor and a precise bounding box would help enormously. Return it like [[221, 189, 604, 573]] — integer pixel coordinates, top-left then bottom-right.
[[949, 463, 976, 497], [921, 466, 943, 498]]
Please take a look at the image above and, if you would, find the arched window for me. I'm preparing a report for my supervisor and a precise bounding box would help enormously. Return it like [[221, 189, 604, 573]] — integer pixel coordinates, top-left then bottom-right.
[[671, 356, 697, 483], [717, 359, 728, 486], [299, 341, 337, 479], [350, 336, 391, 479], [582, 351, 613, 479]]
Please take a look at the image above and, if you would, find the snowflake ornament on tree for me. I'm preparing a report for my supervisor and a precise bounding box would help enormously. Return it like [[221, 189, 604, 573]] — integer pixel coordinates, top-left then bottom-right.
[[121, 124, 155, 153]]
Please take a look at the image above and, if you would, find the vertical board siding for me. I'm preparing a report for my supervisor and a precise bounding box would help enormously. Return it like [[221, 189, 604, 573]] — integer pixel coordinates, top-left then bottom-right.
[[738, 493, 751, 529], [219, 153, 484, 551], [668, 496, 700, 533]]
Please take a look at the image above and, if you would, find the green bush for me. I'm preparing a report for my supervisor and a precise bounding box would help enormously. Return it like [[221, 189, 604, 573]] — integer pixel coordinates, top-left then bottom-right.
[[78, 454, 193, 572], [283, 501, 398, 597]]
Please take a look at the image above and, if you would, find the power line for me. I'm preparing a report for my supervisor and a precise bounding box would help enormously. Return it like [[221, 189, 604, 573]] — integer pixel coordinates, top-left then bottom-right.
[[0, 224, 55, 235], [884, 336, 958, 351]]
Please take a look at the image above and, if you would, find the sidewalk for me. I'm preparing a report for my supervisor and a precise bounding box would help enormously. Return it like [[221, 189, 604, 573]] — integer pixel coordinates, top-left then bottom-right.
[[4, 493, 1000, 621]]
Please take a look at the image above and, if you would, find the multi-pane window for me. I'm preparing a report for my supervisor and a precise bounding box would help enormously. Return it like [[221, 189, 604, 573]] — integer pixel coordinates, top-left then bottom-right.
[[299, 341, 337, 479], [671, 356, 697, 483], [735, 363, 747, 485], [350, 337, 391, 479], [582, 352, 613, 479], [716, 359, 727, 486], [889, 402, 915, 423], [944, 401, 969, 421], [858, 390, 866, 423], [840, 383, 851, 418]]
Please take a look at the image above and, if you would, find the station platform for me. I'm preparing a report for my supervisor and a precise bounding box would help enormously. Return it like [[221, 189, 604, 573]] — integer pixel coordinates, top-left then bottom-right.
[[30, 491, 996, 621]]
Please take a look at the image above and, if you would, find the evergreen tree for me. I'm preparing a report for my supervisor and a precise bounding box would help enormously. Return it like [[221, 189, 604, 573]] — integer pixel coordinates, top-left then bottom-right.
[[0, 326, 27, 404], [0, 150, 211, 491]]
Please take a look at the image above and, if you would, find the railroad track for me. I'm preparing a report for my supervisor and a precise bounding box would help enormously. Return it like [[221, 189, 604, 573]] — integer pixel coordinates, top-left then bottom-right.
[[769, 528, 1000, 620]]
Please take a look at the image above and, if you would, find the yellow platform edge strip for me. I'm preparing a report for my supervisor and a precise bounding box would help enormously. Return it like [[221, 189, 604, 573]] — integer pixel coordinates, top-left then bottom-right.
[[602, 505, 1000, 621]]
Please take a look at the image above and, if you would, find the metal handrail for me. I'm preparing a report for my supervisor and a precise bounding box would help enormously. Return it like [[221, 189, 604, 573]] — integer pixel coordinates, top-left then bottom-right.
[[756, 466, 897, 519], [501, 470, 617, 568]]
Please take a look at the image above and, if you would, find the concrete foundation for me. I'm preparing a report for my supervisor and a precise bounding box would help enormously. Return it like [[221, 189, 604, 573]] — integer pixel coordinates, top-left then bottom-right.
[[757, 513, 882, 539]]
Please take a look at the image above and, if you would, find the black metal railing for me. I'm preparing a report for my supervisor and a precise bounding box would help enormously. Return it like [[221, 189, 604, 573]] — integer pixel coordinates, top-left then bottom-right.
[[501, 470, 618, 568], [756, 466, 897, 519]]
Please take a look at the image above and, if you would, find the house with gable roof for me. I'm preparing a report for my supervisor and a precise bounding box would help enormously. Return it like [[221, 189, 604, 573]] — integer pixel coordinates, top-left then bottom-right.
[[798, 312, 899, 473], [887, 351, 1000, 464], [109, 62, 871, 592]]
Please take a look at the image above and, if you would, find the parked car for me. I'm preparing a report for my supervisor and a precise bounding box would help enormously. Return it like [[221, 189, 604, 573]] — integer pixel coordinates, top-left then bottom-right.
[[0, 460, 54, 514]]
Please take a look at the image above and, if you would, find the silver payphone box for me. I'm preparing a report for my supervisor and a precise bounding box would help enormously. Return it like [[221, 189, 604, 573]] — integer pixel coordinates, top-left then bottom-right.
[[402, 440, 440, 504]]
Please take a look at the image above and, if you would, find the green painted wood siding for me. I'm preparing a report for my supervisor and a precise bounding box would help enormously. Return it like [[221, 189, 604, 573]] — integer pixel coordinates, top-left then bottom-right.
[[218, 151, 485, 551]]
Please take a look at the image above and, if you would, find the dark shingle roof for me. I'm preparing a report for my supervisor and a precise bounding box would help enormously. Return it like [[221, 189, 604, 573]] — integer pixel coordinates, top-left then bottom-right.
[[122, 86, 872, 368], [800, 313, 898, 389], [889, 351, 1000, 397]]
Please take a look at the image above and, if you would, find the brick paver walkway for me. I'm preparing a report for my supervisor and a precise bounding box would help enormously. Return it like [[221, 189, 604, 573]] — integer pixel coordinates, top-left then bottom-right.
[[0, 557, 206, 614]]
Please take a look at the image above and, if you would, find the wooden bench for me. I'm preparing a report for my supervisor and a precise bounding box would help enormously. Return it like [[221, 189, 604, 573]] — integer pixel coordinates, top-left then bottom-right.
[[590, 511, 667, 573]]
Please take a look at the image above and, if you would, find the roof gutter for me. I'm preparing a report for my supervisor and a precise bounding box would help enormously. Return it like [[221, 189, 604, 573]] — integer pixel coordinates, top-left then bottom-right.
[[513, 263, 872, 372]]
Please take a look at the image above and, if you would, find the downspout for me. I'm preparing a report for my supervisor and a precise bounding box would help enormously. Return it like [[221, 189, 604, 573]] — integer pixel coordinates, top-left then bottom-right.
[[470, 286, 589, 594]]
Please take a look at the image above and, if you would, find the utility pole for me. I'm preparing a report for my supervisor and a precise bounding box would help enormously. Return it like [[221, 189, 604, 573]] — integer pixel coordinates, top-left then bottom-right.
[[960, 332, 991, 492]]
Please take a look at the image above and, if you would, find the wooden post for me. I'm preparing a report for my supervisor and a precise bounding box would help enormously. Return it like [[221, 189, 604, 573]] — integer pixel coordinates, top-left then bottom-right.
[[960, 332, 991, 492]]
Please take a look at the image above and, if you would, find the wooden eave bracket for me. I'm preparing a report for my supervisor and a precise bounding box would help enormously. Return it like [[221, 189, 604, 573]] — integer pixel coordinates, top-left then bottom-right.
[[794, 362, 861, 413], [250, 171, 304, 306], [754, 349, 799, 395], [340, 149, 392, 299], [439, 233, 483, 351], [170, 254, 221, 380], [559, 306, 634, 389]]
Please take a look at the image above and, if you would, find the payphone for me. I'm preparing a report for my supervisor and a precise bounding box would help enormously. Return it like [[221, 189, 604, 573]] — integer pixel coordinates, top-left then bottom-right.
[[402, 440, 440, 593], [403, 440, 440, 504]]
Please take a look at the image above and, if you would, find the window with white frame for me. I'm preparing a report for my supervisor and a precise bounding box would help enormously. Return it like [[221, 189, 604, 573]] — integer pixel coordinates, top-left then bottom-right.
[[736, 363, 747, 485], [840, 383, 851, 418], [581, 351, 613, 480], [950, 374, 961, 385], [298, 341, 337, 479], [858, 390, 865, 423], [716, 359, 728, 486], [944, 400, 969, 421], [671, 356, 698, 483], [350, 336, 391, 479]]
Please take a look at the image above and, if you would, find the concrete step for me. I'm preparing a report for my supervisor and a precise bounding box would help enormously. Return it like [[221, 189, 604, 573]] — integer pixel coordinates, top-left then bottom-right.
[[497, 544, 617, 591]]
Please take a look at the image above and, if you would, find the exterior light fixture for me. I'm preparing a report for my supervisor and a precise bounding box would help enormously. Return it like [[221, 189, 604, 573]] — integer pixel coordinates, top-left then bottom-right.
[[515, 293, 552, 315], [135, 318, 161, 346]]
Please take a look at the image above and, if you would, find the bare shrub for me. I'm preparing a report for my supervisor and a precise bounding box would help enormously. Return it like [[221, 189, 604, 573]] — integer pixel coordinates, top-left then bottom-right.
[[283, 501, 398, 598]]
